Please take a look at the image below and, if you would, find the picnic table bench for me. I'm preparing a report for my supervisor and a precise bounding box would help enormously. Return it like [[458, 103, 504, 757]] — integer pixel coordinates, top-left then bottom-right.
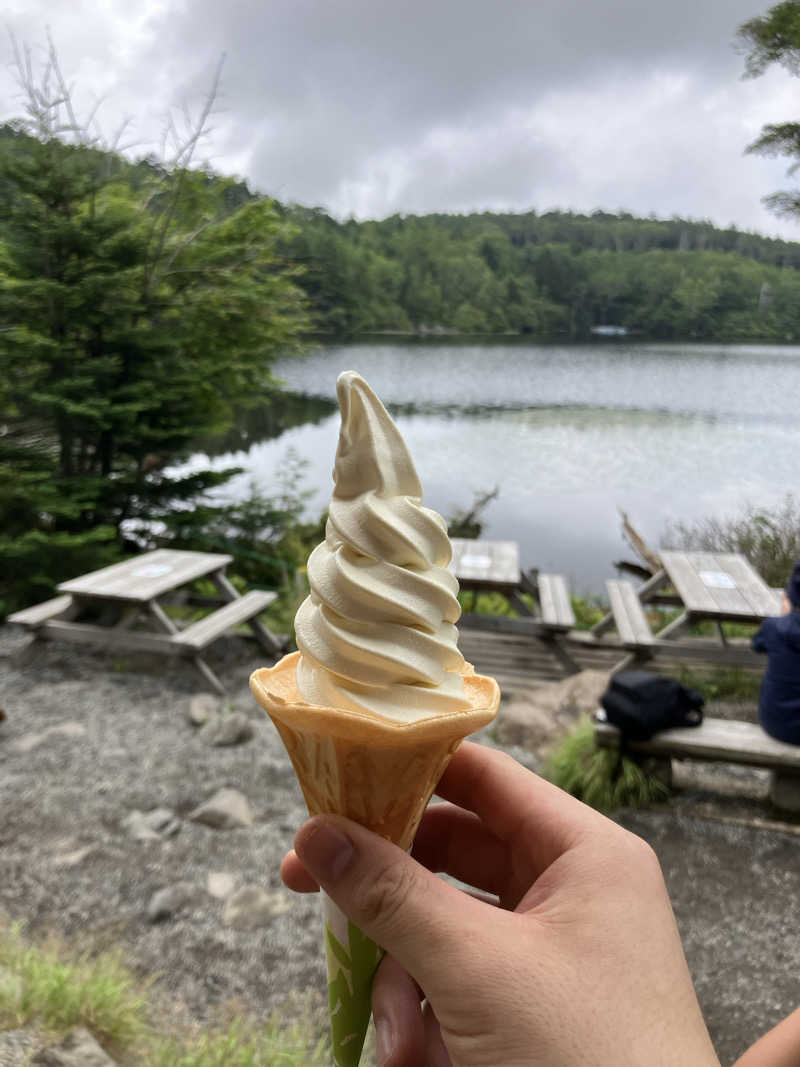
[[449, 539, 578, 672], [594, 716, 800, 812], [594, 552, 783, 672], [8, 549, 283, 694]]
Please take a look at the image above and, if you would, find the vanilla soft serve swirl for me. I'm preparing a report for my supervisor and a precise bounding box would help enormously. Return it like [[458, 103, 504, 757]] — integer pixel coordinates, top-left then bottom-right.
[[294, 371, 470, 723]]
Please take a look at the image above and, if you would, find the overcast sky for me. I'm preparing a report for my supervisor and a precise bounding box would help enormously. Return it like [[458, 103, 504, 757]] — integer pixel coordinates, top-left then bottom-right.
[[3, 0, 799, 237]]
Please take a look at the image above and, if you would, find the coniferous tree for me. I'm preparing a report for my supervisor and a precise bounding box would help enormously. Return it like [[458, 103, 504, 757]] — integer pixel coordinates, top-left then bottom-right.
[[738, 1, 800, 217], [0, 43, 308, 615]]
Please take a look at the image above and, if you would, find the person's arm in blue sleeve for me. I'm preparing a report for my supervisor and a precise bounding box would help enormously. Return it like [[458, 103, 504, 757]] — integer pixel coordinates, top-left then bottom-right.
[[752, 617, 774, 654]]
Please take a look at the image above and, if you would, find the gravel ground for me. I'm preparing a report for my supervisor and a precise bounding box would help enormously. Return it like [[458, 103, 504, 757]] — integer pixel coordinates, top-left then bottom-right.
[[1, 627, 798, 1065]]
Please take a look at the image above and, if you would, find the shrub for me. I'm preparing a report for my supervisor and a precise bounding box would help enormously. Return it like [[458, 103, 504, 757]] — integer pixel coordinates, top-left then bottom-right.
[[663, 495, 800, 588], [543, 716, 669, 812]]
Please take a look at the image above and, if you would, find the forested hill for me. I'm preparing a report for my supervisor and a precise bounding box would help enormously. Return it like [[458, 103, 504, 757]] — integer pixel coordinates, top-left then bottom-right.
[[4, 123, 800, 342], [279, 205, 800, 341]]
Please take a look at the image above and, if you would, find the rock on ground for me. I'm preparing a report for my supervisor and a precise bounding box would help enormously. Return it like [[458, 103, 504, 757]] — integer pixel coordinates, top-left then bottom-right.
[[31, 1028, 117, 1066], [0, 1030, 47, 1067], [494, 669, 610, 752], [188, 788, 253, 829], [198, 711, 255, 747], [222, 886, 293, 931]]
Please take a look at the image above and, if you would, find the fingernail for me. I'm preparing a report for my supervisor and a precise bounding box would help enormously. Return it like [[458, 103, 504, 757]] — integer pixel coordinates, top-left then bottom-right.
[[375, 1015, 394, 1065], [297, 819, 355, 883]]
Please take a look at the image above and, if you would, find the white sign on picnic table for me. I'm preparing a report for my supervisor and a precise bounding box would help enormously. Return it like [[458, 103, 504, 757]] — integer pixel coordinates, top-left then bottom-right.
[[460, 554, 493, 569], [131, 564, 174, 578], [699, 570, 736, 589]]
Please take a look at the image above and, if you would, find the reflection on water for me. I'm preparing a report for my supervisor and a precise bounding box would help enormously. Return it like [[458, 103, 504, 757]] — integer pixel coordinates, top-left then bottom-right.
[[194, 391, 336, 458], [187, 342, 800, 592]]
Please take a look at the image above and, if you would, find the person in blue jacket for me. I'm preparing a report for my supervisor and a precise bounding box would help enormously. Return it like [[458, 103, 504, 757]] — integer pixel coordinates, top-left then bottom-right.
[[752, 561, 800, 744]]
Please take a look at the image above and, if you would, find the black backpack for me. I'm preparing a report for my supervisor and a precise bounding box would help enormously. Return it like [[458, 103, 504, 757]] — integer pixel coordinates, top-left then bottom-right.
[[600, 670, 705, 741]]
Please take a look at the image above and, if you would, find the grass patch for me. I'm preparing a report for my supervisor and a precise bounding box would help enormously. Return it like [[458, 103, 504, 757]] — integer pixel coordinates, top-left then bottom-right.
[[0, 924, 330, 1065], [676, 665, 762, 702], [151, 1018, 329, 1067], [0, 924, 146, 1047], [543, 716, 670, 813]]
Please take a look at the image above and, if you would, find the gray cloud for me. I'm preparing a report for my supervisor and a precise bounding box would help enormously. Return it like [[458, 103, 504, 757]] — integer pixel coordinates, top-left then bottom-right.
[[2, 0, 798, 236]]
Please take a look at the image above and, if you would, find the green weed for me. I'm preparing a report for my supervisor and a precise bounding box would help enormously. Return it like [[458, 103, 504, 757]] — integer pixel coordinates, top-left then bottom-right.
[[543, 716, 669, 813], [0, 924, 330, 1065], [0, 924, 146, 1047], [151, 1018, 329, 1067]]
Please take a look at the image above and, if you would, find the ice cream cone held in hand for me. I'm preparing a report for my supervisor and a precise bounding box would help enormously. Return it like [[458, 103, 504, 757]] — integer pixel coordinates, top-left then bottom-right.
[[250, 371, 500, 1067]]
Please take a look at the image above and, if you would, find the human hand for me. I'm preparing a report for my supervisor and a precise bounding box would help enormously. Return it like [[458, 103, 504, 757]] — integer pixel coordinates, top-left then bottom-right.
[[281, 742, 720, 1067], [781, 591, 791, 616]]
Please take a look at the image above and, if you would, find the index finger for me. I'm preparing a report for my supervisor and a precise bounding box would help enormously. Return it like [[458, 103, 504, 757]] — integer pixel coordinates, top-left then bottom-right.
[[436, 742, 612, 871]]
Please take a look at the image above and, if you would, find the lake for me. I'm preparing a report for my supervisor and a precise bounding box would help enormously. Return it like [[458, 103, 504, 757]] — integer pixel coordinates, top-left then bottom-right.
[[188, 341, 800, 594]]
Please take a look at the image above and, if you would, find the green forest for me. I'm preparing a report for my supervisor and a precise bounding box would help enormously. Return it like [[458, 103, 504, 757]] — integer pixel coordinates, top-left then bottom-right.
[[281, 205, 800, 340]]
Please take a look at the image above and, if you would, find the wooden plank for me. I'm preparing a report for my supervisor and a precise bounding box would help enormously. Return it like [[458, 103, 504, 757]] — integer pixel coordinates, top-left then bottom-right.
[[39, 620, 181, 655], [58, 549, 232, 603], [8, 595, 74, 627], [659, 551, 719, 613], [687, 551, 751, 615], [717, 554, 783, 617], [458, 614, 550, 636], [174, 590, 277, 650], [606, 580, 654, 646], [595, 717, 800, 771], [450, 538, 520, 588], [538, 574, 576, 628], [209, 572, 285, 654]]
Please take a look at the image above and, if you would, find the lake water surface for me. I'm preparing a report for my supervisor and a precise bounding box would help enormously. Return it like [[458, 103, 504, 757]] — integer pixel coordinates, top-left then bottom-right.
[[191, 341, 800, 593]]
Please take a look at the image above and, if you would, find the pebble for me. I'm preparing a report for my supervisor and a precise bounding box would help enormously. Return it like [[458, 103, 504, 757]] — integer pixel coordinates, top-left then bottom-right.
[[147, 883, 197, 923], [198, 711, 254, 747], [188, 788, 253, 829], [222, 886, 292, 930], [186, 693, 219, 727], [13, 722, 86, 754], [30, 1027, 118, 1065], [206, 871, 236, 899]]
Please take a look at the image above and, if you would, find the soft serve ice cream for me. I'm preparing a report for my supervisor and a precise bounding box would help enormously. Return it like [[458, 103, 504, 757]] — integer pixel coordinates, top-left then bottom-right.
[[249, 370, 500, 1067], [294, 370, 471, 721]]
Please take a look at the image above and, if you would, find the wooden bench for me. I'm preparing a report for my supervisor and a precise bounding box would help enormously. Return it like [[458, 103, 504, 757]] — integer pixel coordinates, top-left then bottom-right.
[[8, 595, 75, 627], [605, 580, 654, 647], [173, 589, 277, 650], [595, 716, 800, 812], [537, 574, 576, 630]]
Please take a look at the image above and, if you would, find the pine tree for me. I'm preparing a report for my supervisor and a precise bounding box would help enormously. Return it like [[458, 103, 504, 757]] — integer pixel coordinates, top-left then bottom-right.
[[0, 43, 308, 615]]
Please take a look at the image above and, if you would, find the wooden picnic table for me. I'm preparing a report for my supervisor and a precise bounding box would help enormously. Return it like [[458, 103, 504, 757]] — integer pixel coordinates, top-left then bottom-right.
[[651, 550, 782, 639], [592, 550, 782, 668], [449, 538, 534, 615], [8, 549, 283, 693], [449, 538, 582, 672]]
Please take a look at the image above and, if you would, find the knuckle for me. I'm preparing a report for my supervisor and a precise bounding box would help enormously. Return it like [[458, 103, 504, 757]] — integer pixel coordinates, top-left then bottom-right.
[[356, 857, 417, 929], [614, 828, 663, 880]]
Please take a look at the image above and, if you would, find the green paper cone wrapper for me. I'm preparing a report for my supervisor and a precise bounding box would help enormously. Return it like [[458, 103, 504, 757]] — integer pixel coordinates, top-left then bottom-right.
[[250, 652, 500, 1066]]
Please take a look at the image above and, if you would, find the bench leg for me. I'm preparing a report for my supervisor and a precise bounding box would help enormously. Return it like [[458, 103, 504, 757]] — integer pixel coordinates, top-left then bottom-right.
[[147, 597, 226, 694], [210, 571, 284, 656], [769, 771, 800, 813], [539, 634, 581, 676], [191, 654, 226, 695], [246, 617, 285, 656]]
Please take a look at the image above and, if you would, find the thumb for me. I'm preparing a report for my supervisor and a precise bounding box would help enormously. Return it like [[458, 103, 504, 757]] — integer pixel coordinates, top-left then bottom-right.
[[294, 814, 484, 992]]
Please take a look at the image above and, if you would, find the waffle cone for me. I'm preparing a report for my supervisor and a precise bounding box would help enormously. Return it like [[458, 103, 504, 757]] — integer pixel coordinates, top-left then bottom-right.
[[250, 651, 500, 850]]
